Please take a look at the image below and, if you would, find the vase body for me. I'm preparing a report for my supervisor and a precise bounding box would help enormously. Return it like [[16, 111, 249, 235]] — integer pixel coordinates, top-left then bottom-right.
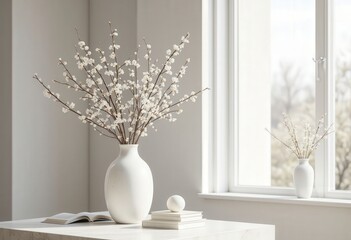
[[104, 144, 153, 223], [293, 158, 314, 198]]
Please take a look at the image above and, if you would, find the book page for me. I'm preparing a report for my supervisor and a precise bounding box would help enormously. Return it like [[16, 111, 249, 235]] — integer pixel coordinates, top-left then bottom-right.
[[42, 213, 76, 224], [84, 211, 112, 222], [66, 213, 90, 224], [43, 212, 112, 224]]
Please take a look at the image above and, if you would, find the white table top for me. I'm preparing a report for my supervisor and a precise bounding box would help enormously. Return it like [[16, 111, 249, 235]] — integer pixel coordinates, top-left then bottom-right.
[[0, 217, 274, 240]]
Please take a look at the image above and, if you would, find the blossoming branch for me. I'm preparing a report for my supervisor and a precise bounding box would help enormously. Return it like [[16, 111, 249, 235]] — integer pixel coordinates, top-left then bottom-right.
[[33, 22, 207, 144], [266, 114, 334, 159]]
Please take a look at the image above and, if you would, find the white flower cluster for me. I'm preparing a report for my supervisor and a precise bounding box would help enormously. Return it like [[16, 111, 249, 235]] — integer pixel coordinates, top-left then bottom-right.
[[267, 113, 334, 159], [33, 23, 207, 144]]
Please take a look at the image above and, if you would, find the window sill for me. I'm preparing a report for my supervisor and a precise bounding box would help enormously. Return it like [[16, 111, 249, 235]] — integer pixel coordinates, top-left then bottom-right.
[[198, 192, 351, 208]]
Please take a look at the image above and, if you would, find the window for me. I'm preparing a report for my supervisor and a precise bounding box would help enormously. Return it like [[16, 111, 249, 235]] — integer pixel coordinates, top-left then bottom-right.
[[332, 0, 351, 191], [237, 0, 315, 188], [202, 0, 351, 199]]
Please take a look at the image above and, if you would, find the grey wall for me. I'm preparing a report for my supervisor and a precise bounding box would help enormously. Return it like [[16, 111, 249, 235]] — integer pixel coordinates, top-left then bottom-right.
[[88, 0, 202, 213], [1, 0, 137, 221], [89, 1, 351, 240], [0, 0, 13, 221], [88, 0, 137, 211], [11, 0, 89, 219], [2, 0, 351, 239], [136, 0, 203, 212], [137, 1, 351, 240]]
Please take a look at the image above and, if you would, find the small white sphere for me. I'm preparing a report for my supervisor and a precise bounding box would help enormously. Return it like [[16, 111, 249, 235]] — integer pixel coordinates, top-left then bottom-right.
[[167, 195, 185, 212]]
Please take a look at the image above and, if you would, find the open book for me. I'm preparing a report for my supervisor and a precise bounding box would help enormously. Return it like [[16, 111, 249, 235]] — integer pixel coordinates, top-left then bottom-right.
[[42, 211, 112, 224]]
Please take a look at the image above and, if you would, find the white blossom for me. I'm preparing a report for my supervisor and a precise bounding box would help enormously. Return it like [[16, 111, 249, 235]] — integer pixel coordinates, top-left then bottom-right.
[[165, 65, 171, 71], [105, 70, 114, 76], [43, 90, 51, 98], [96, 64, 103, 71], [86, 78, 94, 87], [78, 41, 85, 47], [33, 26, 206, 145], [190, 92, 197, 102]]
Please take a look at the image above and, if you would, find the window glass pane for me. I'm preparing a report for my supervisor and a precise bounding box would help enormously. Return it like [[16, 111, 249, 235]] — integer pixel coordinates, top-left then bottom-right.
[[333, 0, 351, 191], [237, 0, 315, 186]]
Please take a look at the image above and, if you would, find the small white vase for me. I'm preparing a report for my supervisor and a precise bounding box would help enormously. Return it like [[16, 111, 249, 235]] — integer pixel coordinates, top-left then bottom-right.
[[293, 158, 314, 198], [104, 144, 153, 223]]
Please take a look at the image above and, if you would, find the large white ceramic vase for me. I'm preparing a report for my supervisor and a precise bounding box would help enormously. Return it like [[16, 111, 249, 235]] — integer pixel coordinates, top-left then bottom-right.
[[105, 144, 153, 223], [293, 158, 314, 198]]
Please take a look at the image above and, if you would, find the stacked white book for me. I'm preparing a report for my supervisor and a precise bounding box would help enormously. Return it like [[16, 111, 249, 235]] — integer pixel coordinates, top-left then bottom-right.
[[142, 210, 205, 230]]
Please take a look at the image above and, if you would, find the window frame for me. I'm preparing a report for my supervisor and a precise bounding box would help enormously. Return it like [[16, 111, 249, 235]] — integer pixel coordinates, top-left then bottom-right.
[[202, 0, 351, 199]]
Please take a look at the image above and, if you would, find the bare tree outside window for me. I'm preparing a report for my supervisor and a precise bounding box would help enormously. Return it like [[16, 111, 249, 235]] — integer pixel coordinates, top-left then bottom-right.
[[270, 55, 351, 190], [335, 52, 351, 190], [270, 62, 315, 187]]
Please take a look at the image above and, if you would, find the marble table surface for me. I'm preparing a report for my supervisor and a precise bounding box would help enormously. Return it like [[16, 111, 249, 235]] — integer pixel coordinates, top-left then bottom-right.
[[0, 217, 275, 240]]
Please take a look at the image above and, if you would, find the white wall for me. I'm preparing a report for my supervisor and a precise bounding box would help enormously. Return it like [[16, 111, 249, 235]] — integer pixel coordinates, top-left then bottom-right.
[[0, 0, 13, 221], [12, 0, 89, 219]]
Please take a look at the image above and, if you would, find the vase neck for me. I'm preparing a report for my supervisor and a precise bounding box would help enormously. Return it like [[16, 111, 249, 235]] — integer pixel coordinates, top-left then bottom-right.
[[119, 144, 139, 157], [298, 158, 309, 164]]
